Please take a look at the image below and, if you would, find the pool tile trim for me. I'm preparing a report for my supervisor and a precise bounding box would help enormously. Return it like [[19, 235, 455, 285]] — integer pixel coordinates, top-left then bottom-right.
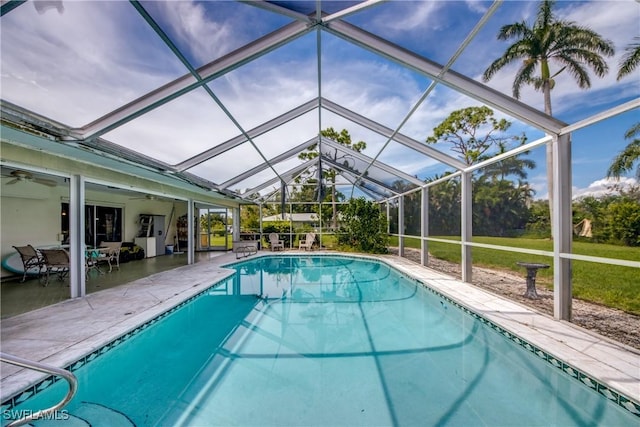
[[1, 278, 232, 411], [2, 252, 638, 419], [414, 275, 640, 417]]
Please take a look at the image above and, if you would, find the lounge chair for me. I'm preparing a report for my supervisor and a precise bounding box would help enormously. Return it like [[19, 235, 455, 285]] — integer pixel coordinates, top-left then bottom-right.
[[39, 248, 70, 286], [268, 233, 284, 251], [12, 245, 45, 282], [98, 241, 122, 272], [299, 232, 316, 251]]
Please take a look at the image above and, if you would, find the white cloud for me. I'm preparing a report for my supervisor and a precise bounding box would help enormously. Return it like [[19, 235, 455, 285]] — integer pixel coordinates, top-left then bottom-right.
[[1, 1, 185, 126], [464, 1, 489, 15], [156, 1, 237, 65], [380, 1, 444, 32], [572, 176, 638, 199]]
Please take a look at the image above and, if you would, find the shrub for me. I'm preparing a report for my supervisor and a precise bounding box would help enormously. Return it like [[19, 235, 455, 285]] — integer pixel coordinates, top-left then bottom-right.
[[262, 221, 293, 246], [606, 199, 640, 246], [337, 198, 388, 253]]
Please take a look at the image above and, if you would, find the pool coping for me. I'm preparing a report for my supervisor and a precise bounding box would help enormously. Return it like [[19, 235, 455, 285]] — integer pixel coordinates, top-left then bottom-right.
[[1, 251, 639, 415]]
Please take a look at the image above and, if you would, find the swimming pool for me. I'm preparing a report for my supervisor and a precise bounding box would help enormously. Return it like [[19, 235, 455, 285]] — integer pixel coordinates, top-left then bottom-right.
[[2, 255, 637, 426]]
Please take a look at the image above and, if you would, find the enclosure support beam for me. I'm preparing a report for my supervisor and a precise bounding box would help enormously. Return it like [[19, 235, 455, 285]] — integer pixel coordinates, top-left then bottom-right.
[[421, 186, 429, 267], [386, 202, 391, 236], [398, 196, 405, 258], [326, 20, 567, 134], [187, 199, 195, 265], [79, 20, 311, 140], [461, 172, 473, 283], [553, 134, 573, 320], [69, 175, 85, 298], [232, 207, 240, 242], [259, 204, 264, 243]]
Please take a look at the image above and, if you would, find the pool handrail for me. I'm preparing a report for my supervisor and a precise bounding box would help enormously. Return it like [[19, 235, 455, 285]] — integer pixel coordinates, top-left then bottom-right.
[[0, 352, 78, 427]]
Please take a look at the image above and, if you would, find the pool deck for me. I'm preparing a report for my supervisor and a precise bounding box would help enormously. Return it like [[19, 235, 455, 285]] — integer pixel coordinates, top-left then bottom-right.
[[1, 251, 639, 409]]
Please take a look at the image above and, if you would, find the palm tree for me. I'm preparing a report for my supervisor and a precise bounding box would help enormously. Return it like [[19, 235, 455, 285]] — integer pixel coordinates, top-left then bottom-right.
[[608, 123, 640, 179], [609, 38, 640, 179], [477, 142, 536, 183], [482, 0, 614, 229]]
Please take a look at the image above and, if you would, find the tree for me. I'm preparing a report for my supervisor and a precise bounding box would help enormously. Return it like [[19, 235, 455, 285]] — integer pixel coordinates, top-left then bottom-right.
[[474, 144, 536, 236], [337, 197, 388, 253], [607, 124, 640, 179], [426, 107, 535, 237], [606, 198, 640, 246], [298, 127, 366, 229], [478, 143, 535, 183], [482, 0, 614, 229], [473, 179, 532, 236], [391, 180, 422, 236], [426, 106, 523, 165], [426, 174, 461, 236], [609, 38, 640, 179], [239, 204, 260, 231]]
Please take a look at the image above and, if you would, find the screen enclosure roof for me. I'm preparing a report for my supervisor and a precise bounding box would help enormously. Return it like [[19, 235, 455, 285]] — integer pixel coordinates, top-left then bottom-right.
[[1, 0, 638, 202]]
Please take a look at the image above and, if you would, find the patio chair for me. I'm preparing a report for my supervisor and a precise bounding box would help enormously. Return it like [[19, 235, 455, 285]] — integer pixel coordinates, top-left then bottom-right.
[[269, 233, 284, 251], [97, 241, 122, 272], [39, 248, 70, 286], [85, 247, 104, 278], [299, 232, 316, 251], [12, 245, 45, 282]]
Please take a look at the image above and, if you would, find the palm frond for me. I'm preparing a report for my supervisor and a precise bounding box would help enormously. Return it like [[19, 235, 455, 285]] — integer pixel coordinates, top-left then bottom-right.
[[512, 62, 537, 99], [607, 140, 640, 179], [624, 122, 640, 140], [617, 37, 640, 80]]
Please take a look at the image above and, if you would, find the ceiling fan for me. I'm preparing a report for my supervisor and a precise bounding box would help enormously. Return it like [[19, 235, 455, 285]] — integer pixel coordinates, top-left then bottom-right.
[[2, 170, 57, 187]]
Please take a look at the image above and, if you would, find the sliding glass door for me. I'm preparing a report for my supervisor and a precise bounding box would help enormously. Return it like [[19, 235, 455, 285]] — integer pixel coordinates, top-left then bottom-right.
[[197, 206, 229, 251], [61, 203, 122, 247]]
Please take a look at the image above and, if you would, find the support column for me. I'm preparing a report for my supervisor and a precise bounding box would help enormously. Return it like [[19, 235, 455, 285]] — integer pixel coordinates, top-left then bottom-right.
[[398, 196, 405, 258], [318, 201, 322, 248], [461, 172, 472, 283], [68, 175, 85, 298], [421, 186, 429, 267], [386, 201, 390, 234], [259, 203, 264, 245], [232, 207, 240, 242], [553, 133, 572, 320], [187, 199, 194, 265]]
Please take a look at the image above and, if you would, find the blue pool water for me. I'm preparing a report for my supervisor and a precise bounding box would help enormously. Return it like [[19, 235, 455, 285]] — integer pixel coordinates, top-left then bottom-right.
[[3, 255, 637, 426]]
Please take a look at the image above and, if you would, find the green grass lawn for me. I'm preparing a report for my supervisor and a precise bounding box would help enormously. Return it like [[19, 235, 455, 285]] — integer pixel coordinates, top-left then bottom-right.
[[391, 236, 640, 315]]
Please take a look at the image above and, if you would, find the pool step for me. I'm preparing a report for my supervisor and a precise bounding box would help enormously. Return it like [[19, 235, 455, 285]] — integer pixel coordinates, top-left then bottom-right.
[[28, 402, 135, 426]]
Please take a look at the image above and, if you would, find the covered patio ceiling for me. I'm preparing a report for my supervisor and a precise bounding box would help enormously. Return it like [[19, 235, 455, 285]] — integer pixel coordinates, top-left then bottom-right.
[[1, 1, 638, 202]]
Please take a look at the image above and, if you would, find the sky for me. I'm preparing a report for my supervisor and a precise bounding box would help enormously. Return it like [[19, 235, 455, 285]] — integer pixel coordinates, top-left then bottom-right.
[[1, 0, 639, 201]]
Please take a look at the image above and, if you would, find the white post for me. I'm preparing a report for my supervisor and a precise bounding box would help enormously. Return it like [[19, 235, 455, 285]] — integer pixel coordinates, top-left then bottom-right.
[[318, 200, 322, 248], [232, 207, 240, 242], [259, 203, 264, 249], [187, 199, 194, 265], [68, 175, 85, 298], [421, 186, 429, 267], [553, 133, 572, 320], [386, 201, 390, 234], [398, 196, 405, 257], [461, 172, 472, 283]]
